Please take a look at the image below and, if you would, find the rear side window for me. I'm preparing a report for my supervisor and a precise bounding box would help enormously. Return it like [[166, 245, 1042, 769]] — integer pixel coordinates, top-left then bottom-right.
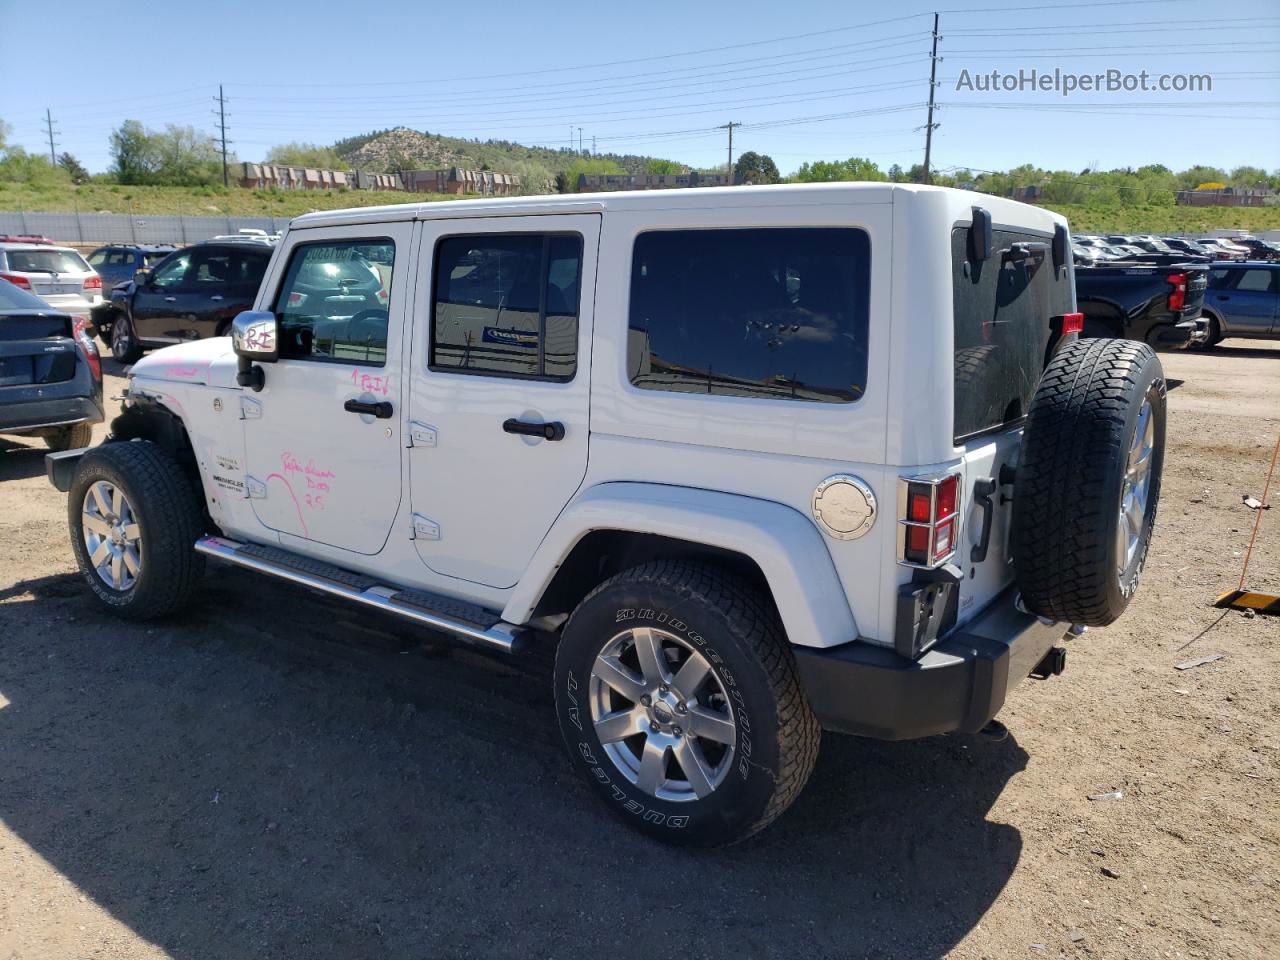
[[951, 225, 1074, 444], [273, 238, 394, 367], [1236, 269, 1275, 293], [628, 228, 870, 403], [431, 233, 583, 381]]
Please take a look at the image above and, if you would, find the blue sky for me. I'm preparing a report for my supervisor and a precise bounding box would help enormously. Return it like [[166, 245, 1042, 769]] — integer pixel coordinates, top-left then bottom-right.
[[2, 0, 1277, 177]]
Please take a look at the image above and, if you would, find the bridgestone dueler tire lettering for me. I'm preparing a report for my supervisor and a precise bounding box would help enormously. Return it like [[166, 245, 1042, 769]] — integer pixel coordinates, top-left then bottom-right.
[[1012, 338, 1167, 626], [68, 440, 205, 619], [554, 560, 820, 846]]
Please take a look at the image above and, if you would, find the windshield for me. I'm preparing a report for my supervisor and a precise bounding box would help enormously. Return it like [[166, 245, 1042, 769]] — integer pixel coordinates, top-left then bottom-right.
[[951, 225, 1074, 443], [4, 249, 89, 274]]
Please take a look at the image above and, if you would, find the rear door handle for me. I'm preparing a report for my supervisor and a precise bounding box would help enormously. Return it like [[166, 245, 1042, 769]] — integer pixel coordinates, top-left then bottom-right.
[[164, 296, 177, 302], [344, 399, 393, 419], [210, 295, 224, 301], [503, 418, 565, 441], [1217, 295, 1230, 301]]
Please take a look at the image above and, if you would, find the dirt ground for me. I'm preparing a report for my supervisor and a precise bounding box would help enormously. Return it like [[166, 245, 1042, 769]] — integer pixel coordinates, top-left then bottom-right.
[[1, 343, 1277, 960]]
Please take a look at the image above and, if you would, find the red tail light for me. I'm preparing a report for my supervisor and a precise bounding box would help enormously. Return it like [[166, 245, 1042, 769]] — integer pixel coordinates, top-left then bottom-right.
[[0, 273, 31, 289], [899, 473, 962, 567], [84, 275, 102, 291], [1166, 273, 1186, 312], [72, 316, 102, 381]]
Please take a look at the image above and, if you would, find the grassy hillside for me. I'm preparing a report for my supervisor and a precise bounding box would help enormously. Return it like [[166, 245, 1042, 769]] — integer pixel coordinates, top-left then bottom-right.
[[1043, 202, 1280, 234], [3, 178, 1278, 235], [0, 180, 455, 217]]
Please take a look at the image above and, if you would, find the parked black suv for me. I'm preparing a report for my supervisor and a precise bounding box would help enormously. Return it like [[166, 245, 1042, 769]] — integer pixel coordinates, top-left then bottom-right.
[[97, 240, 273, 363], [1, 277, 104, 450]]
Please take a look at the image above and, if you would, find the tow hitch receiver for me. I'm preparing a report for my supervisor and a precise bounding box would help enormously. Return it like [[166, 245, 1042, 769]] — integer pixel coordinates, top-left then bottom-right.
[[1030, 646, 1067, 679]]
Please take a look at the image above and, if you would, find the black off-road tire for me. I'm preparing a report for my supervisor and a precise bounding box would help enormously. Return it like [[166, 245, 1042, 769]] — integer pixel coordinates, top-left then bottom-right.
[[1012, 338, 1166, 626], [111, 313, 143, 364], [45, 422, 93, 451], [68, 440, 205, 619], [554, 560, 820, 846]]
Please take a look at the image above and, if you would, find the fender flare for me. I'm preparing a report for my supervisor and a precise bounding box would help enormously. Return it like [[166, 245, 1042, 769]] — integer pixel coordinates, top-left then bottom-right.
[[504, 482, 858, 649]]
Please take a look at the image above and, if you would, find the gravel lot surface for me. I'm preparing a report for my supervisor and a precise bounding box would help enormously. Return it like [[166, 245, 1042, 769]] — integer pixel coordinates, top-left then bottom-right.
[[1, 343, 1277, 960]]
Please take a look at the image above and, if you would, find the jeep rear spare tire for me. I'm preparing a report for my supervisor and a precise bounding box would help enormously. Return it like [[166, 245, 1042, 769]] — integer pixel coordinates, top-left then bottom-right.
[[554, 560, 820, 846], [1012, 338, 1166, 625]]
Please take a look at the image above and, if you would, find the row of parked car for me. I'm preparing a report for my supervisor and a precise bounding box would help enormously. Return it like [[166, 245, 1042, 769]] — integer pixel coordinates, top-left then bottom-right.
[[1072, 233, 1280, 266]]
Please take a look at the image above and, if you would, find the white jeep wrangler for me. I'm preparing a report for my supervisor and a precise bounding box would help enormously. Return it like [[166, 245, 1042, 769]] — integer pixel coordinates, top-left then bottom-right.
[[48, 183, 1166, 845]]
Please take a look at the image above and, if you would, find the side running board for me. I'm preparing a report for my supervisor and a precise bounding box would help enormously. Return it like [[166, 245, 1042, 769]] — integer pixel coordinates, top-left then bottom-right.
[[194, 535, 528, 653]]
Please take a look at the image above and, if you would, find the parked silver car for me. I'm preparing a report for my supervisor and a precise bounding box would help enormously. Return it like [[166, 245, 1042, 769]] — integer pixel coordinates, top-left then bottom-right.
[[0, 243, 102, 319]]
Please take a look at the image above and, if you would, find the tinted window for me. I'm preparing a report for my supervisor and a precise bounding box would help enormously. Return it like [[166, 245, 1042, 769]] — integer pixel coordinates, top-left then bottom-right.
[[273, 239, 394, 367], [4, 249, 88, 273], [150, 252, 191, 288], [87, 249, 108, 265], [627, 228, 869, 403], [952, 226, 1074, 443], [1236, 269, 1274, 293], [431, 233, 582, 380]]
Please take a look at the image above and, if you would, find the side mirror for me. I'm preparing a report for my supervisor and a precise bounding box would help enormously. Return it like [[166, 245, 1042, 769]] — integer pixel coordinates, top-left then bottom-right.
[[231, 310, 277, 392], [134, 268, 153, 286], [231, 310, 278, 362]]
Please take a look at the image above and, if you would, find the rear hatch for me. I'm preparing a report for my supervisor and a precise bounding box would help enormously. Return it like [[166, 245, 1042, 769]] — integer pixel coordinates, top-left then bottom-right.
[[1, 247, 97, 308], [949, 223, 1075, 626], [0, 311, 77, 387]]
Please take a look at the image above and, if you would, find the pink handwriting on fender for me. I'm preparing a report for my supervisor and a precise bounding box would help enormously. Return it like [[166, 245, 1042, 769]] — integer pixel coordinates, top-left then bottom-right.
[[281, 452, 336, 511], [349, 368, 391, 396], [166, 366, 200, 378]]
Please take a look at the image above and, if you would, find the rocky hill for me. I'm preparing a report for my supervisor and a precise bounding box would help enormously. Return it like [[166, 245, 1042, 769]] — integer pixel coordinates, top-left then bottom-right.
[[331, 127, 684, 194]]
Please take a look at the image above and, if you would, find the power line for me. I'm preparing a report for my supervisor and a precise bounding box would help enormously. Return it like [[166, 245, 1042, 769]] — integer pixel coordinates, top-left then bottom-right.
[[214, 85, 231, 188], [42, 108, 59, 164], [922, 13, 941, 184]]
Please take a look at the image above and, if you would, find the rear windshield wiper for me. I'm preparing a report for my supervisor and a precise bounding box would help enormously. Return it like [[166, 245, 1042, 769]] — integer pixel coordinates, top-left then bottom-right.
[[1002, 241, 1049, 263]]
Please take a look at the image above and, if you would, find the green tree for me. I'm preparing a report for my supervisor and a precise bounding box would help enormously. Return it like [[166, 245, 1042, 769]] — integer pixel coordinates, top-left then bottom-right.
[[58, 152, 90, 184], [109, 120, 158, 184], [733, 151, 779, 184], [266, 141, 344, 169], [1228, 165, 1269, 189], [109, 121, 222, 186], [645, 158, 683, 175], [557, 156, 626, 192], [792, 156, 886, 183], [887, 163, 904, 182]]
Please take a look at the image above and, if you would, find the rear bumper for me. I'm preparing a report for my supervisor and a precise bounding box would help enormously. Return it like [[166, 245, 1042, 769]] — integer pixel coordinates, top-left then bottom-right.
[[1150, 318, 1199, 349], [0, 394, 104, 434], [793, 589, 1069, 740]]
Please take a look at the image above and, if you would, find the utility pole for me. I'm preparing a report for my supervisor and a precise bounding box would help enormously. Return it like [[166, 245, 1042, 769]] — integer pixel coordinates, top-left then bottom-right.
[[578, 127, 584, 156], [922, 13, 941, 184], [42, 108, 58, 164], [592, 135, 596, 156], [214, 85, 231, 188], [718, 121, 740, 184]]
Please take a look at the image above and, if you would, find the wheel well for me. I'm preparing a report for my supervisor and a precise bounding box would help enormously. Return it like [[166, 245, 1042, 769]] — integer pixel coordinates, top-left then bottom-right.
[[108, 399, 207, 519], [532, 530, 775, 625]]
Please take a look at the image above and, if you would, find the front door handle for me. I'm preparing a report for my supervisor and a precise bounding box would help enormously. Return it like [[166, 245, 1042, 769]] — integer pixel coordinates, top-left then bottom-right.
[[1217, 295, 1230, 301], [164, 296, 177, 302], [210, 295, 224, 301], [344, 399, 393, 419], [503, 418, 565, 441]]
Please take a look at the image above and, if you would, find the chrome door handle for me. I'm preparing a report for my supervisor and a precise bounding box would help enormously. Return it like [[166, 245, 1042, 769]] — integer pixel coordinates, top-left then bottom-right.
[[164, 296, 177, 302], [210, 295, 224, 301]]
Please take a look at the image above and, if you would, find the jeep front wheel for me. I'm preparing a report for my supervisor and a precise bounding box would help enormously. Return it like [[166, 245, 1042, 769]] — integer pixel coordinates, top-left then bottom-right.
[[554, 560, 819, 846], [68, 440, 205, 619]]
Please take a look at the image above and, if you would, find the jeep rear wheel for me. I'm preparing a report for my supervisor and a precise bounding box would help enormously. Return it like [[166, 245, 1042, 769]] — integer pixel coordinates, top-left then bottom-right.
[[554, 560, 819, 846], [68, 440, 205, 619], [1012, 338, 1167, 626]]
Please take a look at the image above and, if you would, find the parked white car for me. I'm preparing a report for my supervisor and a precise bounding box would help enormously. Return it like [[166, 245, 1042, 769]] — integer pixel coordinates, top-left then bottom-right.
[[0, 242, 102, 319], [47, 183, 1167, 845]]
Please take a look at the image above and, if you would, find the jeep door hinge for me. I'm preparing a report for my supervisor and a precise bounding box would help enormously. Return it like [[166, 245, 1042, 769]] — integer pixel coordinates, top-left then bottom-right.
[[244, 476, 267, 499], [410, 513, 440, 540], [240, 396, 263, 420], [407, 421, 437, 448]]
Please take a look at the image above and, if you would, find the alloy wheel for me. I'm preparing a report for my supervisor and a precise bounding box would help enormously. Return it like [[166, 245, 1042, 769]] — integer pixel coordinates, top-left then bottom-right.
[[1117, 398, 1154, 573], [82, 480, 142, 591], [589, 626, 736, 802]]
